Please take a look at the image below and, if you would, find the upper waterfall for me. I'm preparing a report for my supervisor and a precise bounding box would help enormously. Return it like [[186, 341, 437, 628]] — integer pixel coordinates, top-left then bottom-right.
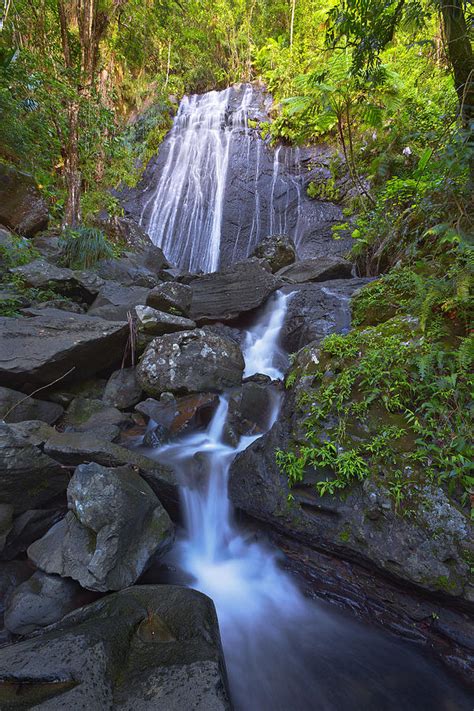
[[122, 84, 343, 273]]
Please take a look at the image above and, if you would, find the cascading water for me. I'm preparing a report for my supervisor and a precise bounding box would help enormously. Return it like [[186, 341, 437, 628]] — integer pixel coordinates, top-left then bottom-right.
[[131, 85, 310, 272], [146, 293, 470, 711]]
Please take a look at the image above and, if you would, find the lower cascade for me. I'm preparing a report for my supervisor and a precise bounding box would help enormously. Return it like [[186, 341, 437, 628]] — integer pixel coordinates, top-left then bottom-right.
[[146, 292, 468, 711]]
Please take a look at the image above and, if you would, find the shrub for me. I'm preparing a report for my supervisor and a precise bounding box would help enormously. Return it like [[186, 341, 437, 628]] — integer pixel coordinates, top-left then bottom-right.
[[59, 227, 115, 269]]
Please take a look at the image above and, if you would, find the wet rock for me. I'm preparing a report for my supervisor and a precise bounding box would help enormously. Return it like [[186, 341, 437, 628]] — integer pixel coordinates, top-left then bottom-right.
[[190, 259, 279, 321], [137, 329, 244, 397], [281, 278, 370, 351], [135, 304, 196, 336], [143, 423, 169, 448], [103, 367, 143, 409], [28, 462, 174, 592], [4, 571, 87, 635], [229, 394, 474, 603], [0, 310, 128, 388], [88, 281, 150, 321], [11, 259, 105, 304], [251, 234, 296, 272], [137, 392, 220, 437], [228, 379, 282, 438], [0, 586, 230, 709], [276, 256, 353, 284], [1, 508, 64, 561], [146, 282, 193, 316], [0, 424, 69, 514], [0, 386, 63, 424], [42, 430, 178, 511], [0, 164, 49, 236]]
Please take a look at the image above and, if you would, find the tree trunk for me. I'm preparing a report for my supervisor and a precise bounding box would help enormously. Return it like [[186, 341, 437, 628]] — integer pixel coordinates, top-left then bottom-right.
[[440, 0, 473, 127], [63, 101, 82, 228]]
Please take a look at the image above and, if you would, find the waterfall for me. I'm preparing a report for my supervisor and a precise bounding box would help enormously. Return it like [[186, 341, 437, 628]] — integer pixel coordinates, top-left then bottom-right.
[[135, 84, 307, 273]]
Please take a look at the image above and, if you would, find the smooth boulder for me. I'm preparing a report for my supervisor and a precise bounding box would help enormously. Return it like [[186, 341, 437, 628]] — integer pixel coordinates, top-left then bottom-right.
[[190, 258, 279, 321], [251, 234, 296, 272], [0, 310, 128, 387], [0, 164, 48, 236], [137, 329, 244, 397], [276, 256, 353, 283], [88, 282, 150, 321], [0, 586, 230, 709], [28, 462, 174, 592]]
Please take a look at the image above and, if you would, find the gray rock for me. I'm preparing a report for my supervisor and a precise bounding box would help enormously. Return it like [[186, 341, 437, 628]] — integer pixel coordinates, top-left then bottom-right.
[[61, 396, 131, 431], [28, 462, 175, 592], [190, 259, 279, 321], [0, 164, 49, 236], [276, 256, 353, 284], [137, 329, 244, 397], [135, 304, 196, 335], [95, 256, 159, 288], [0, 424, 69, 514], [30, 298, 85, 314], [229, 394, 474, 602], [251, 234, 296, 272], [43, 430, 178, 510], [4, 571, 86, 635], [0, 560, 32, 642], [146, 282, 192, 316], [95, 216, 169, 269], [103, 367, 143, 409], [281, 278, 370, 352], [1, 508, 64, 561], [0, 586, 230, 709], [11, 259, 105, 304], [0, 310, 128, 388], [4, 420, 55, 446], [0, 386, 63, 424], [31, 234, 63, 263], [88, 281, 150, 321]]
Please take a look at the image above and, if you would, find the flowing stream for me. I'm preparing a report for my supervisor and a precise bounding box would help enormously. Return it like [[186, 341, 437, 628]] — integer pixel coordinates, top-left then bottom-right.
[[145, 295, 470, 711]]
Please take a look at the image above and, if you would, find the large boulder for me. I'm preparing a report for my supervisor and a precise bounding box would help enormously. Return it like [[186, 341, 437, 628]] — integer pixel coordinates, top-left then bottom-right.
[[146, 282, 192, 316], [135, 305, 196, 336], [0, 424, 69, 514], [11, 259, 105, 304], [137, 329, 244, 397], [251, 235, 296, 272], [0, 586, 230, 709], [276, 256, 353, 284], [28, 462, 175, 592], [0, 164, 49, 236], [94, 255, 159, 288], [0, 386, 63, 424], [281, 278, 370, 352], [88, 282, 150, 321], [4, 571, 89, 635], [95, 215, 168, 265], [0, 310, 128, 388], [190, 258, 279, 321]]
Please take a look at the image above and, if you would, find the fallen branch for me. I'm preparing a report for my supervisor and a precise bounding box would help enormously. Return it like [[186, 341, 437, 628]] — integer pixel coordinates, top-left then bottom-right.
[[1, 366, 76, 422]]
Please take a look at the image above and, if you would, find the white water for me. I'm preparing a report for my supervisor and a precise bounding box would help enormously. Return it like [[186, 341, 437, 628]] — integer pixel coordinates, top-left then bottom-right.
[[243, 290, 292, 379]]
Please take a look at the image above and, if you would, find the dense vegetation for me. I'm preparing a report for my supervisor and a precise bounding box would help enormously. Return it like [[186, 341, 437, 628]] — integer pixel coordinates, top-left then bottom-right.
[[1, 1, 472, 513]]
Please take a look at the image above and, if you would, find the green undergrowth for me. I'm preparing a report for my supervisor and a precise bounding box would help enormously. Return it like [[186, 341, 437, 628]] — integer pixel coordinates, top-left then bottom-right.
[[278, 258, 474, 517], [59, 226, 118, 270]]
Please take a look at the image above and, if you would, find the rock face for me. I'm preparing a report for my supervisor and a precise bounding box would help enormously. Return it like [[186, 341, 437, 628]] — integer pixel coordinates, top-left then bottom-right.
[[276, 256, 353, 283], [0, 586, 230, 709], [0, 424, 69, 513], [0, 310, 128, 387], [137, 329, 244, 396], [11, 259, 104, 304], [251, 235, 296, 272], [88, 282, 150, 321], [0, 386, 63, 424], [281, 278, 370, 352], [229, 393, 474, 603], [146, 282, 192, 316], [135, 304, 196, 335], [190, 259, 279, 321], [29, 462, 174, 592], [0, 164, 49, 236], [4, 571, 87, 635]]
